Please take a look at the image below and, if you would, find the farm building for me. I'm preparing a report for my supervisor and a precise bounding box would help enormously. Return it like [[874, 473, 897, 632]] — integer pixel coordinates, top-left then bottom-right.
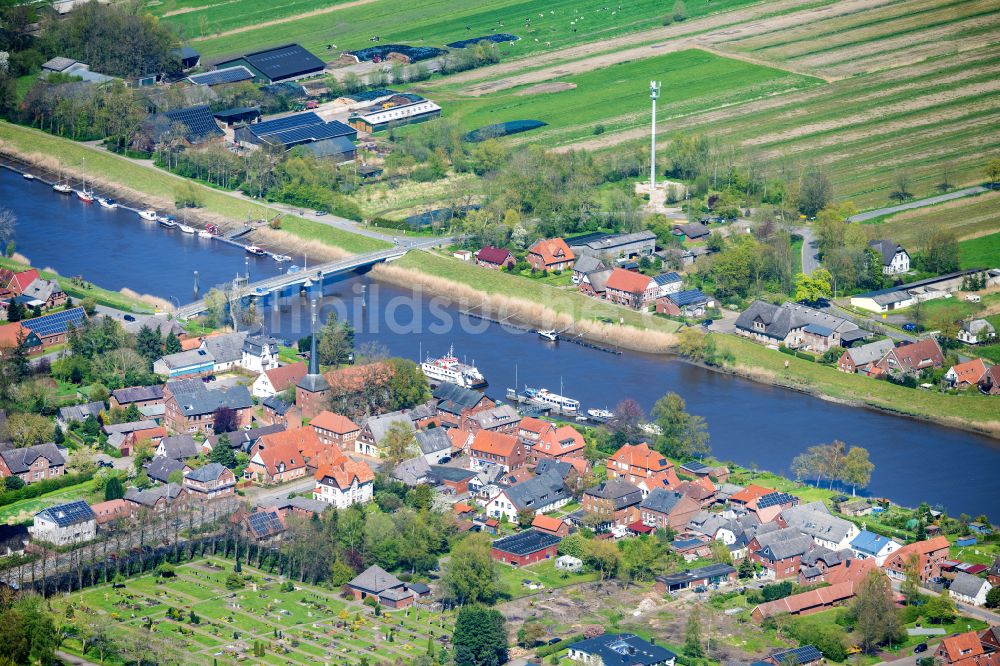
[[348, 95, 442, 133], [569, 230, 657, 260], [172, 46, 201, 70], [186, 66, 255, 87], [235, 112, 356, 161], [655, 563, 737, 593], [491, 530, 561, 566], [213, 107, 261, 128], [215, 44, 326, 83]]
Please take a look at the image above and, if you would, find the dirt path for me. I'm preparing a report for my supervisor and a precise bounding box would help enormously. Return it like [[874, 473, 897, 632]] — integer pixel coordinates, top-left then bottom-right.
[[161, 1, 236, 18], [188, 0, 382, 42]]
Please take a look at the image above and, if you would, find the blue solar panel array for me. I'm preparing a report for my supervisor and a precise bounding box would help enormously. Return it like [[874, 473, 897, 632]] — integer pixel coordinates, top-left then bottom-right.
[[774, 646, 824, 665], [267, 120, 355, 146], [164, 105, 224, 141], [251, 112, 323, 137], [682, 460, 710, 473], [756, 492, 797, 509], [22, 307, 85, 338], [670, 289, 709, 307], [39, 500, 95, 527], [247, 511, 284, 537], [187, 66, 254, 86]]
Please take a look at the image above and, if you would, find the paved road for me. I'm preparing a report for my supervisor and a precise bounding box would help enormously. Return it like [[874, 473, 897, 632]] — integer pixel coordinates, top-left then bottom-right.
[[245, 476, 317, 507], [848, 186, 989, 223], [797, 225, 820, 275], [823, 302, 917, 343]]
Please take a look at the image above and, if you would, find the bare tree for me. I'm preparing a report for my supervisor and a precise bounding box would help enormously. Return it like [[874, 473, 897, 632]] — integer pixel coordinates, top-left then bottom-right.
[[0, 208, 15, 253]]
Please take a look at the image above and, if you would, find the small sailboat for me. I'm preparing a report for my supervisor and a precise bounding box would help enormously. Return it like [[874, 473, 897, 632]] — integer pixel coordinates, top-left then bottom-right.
[[178, 223, 195, 234], [245, 244, 266, 256], [138, 209, 158, 221], [52, 172, 72, 194], [198, 229, 213, 239], [98, 197, 118, 209], [22, 173, 34, 180], [75, 160, 94, 202]]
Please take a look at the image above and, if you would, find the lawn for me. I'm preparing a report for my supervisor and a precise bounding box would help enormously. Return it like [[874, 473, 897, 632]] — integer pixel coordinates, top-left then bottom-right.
[[959, 231, 1000, 269], [496, 558, 600, 599], [0, 256, 154, 313], [166, 0, 765, 60], [0, 122, 387, 255], [53, 556, 454, 666], [0, 479, 100, 525], [430, 49, 821, 144]]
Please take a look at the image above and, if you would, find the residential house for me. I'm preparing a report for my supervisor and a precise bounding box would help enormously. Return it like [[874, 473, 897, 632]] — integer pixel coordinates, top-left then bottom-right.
[[470, 430, 527, 472], [935, 631, 998, 666], [875, 338, 945, 376], [415, 429, 453, 465], [532, 514, 570, 537], [572, 255, 606, 284], [309, 411, 360, 449], [869, 239, 910, 274], [779, 503, 859, 550], [241, 333, 279, 373], [110, 385, 164, 411], [579, 268, 612, 298], [849, 530, 901, 566], [838, 339, 895, 374], [153, 349, 215, 378], [752, 581, 856, 621], [736, 300, 860, 349], [252, 362, 307, 398], [183, 463, 236, 499], [567, 633, 676, 666], [124, 484, 188, 514], [2, 268, 39, 294], [517, 417, 554, 445], [21, 307, 86, 348], [850, 288, 916, 313], [527, 237, 575, 272], [606, 442, 680, 496], [346, 565, 429, 609], [746, 491, 798, 524], [146, 457, 189, 484], [200, 331, 248, 372], [882, 536, 951, 583], [56, 401, 104, 428], [432, 382, 495, 430], [206, 424, 286, 454], [391, 456, 432, 486], [475, 246, 516, 270], [946, 359, 990, 389], [162, 379, 253, 435], [766, 646, 825, 666], [989, 557, 1000, 587], [491, 529, 561, 565], [313, 451, 374, 508], [640, 488, 702, 530], [90, 499, 131, 528], [155, 434, 200, 461], [260, 395, 301, 428], [29, 500, 96, 546], [21, 278, 66, 309], [243, 509, 286, 543], [958, 319, 996, 345], [666, 289, 713, 317], [266, 496, 331, 521], [980, 366, 1000, 395], [0, 443, 65, 484], [468, 404, 520, 434], [356, 411, 415, 457], [245, 434, 308, 484], [949, 572, 992, 606], [102, 420, 166, 456], [568, 230, 657, 261], [605, 268, 658, 309], [750, 527, 815, 579], [0, 323, 43, 357], [729, 484, 776, 508], [652, 272, 683, 298], [673, 222, 709, 240], [583, 479, 643, 528], [430, 465, 477, 495], [484, 468, 570, 521], [531, 425, 585, 462], [655, 563, 738, 594]]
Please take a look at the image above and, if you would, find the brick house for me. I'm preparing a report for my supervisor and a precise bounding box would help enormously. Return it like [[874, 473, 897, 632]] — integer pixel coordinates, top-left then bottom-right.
[[605, 268, 657, 309], [606, 442, 680, 496], [182, 462, 236, 499], [346, 565, 430, 609], [527, 237, 575, 272], [517, 417, 554, 445], [532, 514, 570, 537], [491, 529, 561, 566], [163, 379, 252, 435], [309, 410, 361, 449], [110, 385, 165, 411], [530, 424, 585, 463], [432, 382, 495, 430], [640, 488, 701, 530], [470, 430, 527, 472], [582, 479, 643, 528], [882, 536, 951, 584], [837, 339, 895, 374], [21, 307, 86, 349], [0, 323, 43, 357], [475, 246, 516, 270], [0, 443, 65, 484], [245, 433, 309, 484], [260, 395, 302, 428], [875, 338, 945, 376], [313, 451, 374, 509], [749, 527, 814, 580]]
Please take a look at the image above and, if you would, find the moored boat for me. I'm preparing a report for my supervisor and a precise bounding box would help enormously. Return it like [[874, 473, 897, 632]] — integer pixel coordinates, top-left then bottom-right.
[[138, 209, 158, 221], [76, 189, 95, 203], [523, 386, 579, 414], [98, 197, 118, 209], [421, 345, 488, 389], [273, 254, 291, 262], [52, 182, 72, 194], [537, 329, 559, 342], [587, 408, 614, 421], [198, 229, 213, 239], [178, 224, 195, 234], [245, 244, 266, 256], [22, 173, 34, 180], [159, 215, 177, 229]]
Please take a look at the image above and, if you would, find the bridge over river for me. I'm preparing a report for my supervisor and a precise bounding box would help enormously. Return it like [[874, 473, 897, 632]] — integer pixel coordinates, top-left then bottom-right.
[[175, 247, 408, 319]]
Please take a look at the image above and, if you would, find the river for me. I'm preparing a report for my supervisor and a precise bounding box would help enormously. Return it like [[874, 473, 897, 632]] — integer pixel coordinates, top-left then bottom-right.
[[2, 167, 997, 520]]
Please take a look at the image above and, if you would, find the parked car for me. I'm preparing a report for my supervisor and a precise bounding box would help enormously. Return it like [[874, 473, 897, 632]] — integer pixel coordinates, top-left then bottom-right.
[[98, 460, 114, 468], [123, 314, 136, 322], [701, 319, 713, 328], [902, 322, 918, 332], [315, 210, 327, 216], [915, 644, 928, 653]]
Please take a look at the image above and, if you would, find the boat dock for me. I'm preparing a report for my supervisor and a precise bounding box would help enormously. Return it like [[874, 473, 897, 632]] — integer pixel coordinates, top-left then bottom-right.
[[505, 388, 580, 417], [461, 308, 621, 354]]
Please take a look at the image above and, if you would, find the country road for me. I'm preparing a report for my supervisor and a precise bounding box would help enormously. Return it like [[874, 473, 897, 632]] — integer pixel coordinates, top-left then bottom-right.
[[797, 225, 819, 275], [848, 186, 989, 223]]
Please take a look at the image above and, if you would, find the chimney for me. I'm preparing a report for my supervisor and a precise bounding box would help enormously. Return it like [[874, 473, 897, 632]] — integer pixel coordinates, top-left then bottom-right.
[[308, 299, 319, 376]]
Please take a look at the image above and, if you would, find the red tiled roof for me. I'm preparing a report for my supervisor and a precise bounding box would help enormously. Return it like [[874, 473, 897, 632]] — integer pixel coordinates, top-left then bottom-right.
[[606, 268, 653, 294], [315, 456, 374, 489], [471, 430, 519, 457], [259, 426, 325, 462], [10, 269, 39, 294], [453, 502, 474, 514], [264, 362, 307, 392], [446, 428, 473, 451], [528, 238, 575, 266], [310, 410, 360, 434], [753, 581, 855, 618], [518, 417, 553, 436], [940, 632, 985, 663], [886, 338, 945, 372], [252, 436, 307, 476], [950, 358, 989, 386], [0, 323, 35, 349], [476, 246, 513, 265], [536, 425, 585, 457], [730, 484, 776, 504], [91, 499, 129, 525], [531, 515, 565, 532]]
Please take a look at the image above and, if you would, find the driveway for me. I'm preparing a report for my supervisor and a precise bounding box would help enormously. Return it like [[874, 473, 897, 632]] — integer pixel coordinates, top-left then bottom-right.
[[797, 225, 820, 275], [821, 302, 917, 343], [848, 186, 988, 223], [245, 476, 318, 507]]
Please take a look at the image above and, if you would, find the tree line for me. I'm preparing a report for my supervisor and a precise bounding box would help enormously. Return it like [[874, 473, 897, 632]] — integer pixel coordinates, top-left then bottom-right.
[[790, 440, 874, 494]]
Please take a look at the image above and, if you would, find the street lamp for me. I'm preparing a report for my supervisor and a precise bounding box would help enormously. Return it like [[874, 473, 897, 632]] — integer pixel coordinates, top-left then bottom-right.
[[649, 80, 661, 191]]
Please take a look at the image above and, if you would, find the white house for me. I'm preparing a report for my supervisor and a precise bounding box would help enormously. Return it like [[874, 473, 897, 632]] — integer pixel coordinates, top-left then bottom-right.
[[29, 500, 96, 546], [200, 332, 248, 373], [313, 459, 374, 509], [780, 503, 859, 550], [869, 239, 910, 275], [949, 572, 991, 606], [241, 334, 280, 373], [415, 429, 452, 465], [567, 633, 676, 666], [483, 469, 571, 522], [652, 272, 683, 298], [849, 530, 902, 566], [957, 319, 996, 345]]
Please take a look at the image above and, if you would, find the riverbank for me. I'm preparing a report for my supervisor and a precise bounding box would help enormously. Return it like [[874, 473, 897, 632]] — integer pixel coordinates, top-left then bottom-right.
[[378, 252, 1000, 439], [0, 122, 387, 259], [0, 256, 157, 314]]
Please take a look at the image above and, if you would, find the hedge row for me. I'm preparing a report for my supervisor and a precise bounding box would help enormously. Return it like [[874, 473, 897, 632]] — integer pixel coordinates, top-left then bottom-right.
[[0, 471, 94, 508]]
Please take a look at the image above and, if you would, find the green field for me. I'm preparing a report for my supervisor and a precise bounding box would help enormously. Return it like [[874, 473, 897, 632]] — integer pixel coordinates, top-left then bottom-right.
[[496, 559, 599, 599], [54, 556, 453, 665], [0, 479, 100, 525], [158, 0, 764, 60], [430, 49, 821, 143], [960, 231, 1000, 269]]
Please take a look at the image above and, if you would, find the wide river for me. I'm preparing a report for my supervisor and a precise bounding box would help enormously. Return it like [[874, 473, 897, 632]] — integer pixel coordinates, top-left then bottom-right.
[[3, 167, 997, 519]]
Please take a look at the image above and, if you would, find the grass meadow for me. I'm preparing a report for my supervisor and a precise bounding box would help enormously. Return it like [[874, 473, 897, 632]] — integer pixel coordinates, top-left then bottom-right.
[[54, 556, 454, 665], [155, 0, 764, 60], [960, 232, 1000, 269]]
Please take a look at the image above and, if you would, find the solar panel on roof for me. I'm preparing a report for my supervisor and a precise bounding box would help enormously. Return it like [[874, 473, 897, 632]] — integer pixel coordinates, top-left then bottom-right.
[[164, 105, 224, 140], [251, 112, 323, 137], [682, 460, 709, 472], [22, 308, 85, 338], [248, 511, 283, 536], [43, 500, 95, 527], [187, 66, 254, 86], [266, 120, 355, 146], [756, 492, 796, 509]]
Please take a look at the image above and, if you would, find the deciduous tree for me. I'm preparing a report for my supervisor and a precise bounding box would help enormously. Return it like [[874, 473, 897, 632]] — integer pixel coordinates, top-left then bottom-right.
[[453, 606, 508, 666], [443, 534, 500, 605], [851, 570, 902, 652]]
